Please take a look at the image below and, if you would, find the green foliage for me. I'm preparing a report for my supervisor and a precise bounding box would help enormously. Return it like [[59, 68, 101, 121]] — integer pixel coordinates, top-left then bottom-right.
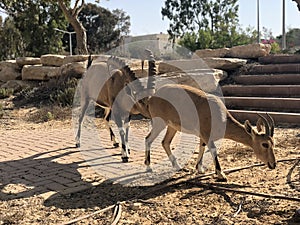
[[162, 0, 239, 40], [49, 78, 78, 107], [162, 0, 259, 50], [178, 26, 258, 51], [71, 3, 131, 53], [14, 78, 78, 107], [294, 49, 300, 54], [0, 17, 25, 60], [0, 88, 14, 99], [112, 9, 131, 36], [0, 0, 68, 57], [270, 42, 281, 54], [277, 28, 300, 52], [76, 3, 124, 53], [26, 105, 72, 122]]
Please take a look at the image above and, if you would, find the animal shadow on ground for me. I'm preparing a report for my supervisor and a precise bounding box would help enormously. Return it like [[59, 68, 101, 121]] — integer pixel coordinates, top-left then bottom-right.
[[1, 144, 299, 224], [0, 147, 96, 200]]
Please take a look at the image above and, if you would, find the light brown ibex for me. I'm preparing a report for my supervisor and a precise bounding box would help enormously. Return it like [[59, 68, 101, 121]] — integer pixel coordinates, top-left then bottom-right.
[[75, 52, 155, 162], [144, 84, 276, 181]]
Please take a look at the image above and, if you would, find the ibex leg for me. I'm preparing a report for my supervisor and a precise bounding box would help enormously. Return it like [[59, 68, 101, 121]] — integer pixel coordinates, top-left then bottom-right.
[[162, 126, 180, 170], [103, 109, 119, 148], [145, 117, 165, 168], [208, 141, 227, 182]]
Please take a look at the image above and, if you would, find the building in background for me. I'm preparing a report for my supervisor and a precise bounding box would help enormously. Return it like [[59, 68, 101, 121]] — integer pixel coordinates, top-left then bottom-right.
[[118, 33, 180, 59]]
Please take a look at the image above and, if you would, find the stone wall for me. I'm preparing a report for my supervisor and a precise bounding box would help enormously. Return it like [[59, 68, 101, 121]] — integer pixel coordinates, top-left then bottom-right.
[[0, 43, 272, 93], [0, 54, 91, 91]]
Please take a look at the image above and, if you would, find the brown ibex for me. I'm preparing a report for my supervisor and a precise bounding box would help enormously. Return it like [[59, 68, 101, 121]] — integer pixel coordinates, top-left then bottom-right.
[[144, 84, 276, 181], [75, 51, 155, 162]]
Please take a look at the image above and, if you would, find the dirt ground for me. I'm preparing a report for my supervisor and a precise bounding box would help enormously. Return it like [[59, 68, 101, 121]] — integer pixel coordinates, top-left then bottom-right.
[[0, 102, 299, 224]]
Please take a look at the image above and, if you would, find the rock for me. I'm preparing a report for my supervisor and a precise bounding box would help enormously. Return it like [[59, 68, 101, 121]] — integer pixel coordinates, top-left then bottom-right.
[[158, 59, 210, 74], [202, 57, 247, 70], [92, 55, 111, 63], [63, 55, 89, 64], [228, 43, 271, 59], [193, 48, 230, 58], [59, 62, 87, 79], [0, 60, 21, 82], [16, 57, 41, 67], [22, 65, 60, 81], [258, 55, 300, 64], [156, 69, 227, 93], [41, 54, 65, 66], [1, 80, 32, 92]]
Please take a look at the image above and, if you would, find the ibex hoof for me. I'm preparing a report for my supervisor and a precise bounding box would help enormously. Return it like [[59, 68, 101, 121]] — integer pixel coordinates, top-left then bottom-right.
[[172, 162, 181, 170], [216, 171, 227, 182], [146, 166, 153, 172], [113, 143, 119, 148], [216, 177, 228, 182], [75, 143, 80, 148], [144, 160, 150, 166], [196, 164, 205, 174], [121, 157, 129, 163]]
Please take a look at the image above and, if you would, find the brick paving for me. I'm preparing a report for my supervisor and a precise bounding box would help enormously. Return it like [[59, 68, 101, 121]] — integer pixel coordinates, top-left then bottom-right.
[[0, 119, 199, 200]]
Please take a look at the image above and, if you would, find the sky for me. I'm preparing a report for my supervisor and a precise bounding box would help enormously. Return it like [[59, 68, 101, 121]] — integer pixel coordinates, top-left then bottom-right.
[[0, 0, 299, 38], [97, 0, 300, 37]]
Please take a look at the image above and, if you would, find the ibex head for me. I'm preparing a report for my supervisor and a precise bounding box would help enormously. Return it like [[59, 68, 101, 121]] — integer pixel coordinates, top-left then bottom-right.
[[244, 114, 276, 169]]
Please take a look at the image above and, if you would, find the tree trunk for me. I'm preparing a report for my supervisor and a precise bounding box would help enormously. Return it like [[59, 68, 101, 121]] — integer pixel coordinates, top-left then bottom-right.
[[70, 17, 88, 54], [57, 0, 88, 55]]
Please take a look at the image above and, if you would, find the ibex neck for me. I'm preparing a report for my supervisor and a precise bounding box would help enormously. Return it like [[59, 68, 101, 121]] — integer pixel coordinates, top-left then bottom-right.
[[225, 116, 253, 148]]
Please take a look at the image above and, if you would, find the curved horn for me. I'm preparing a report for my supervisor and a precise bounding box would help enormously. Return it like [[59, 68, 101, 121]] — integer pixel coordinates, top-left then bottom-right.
[[257, 113, 271, 136], [87, 54, 93, 69], [266, 113, 275, 137], [107, 56, 144, 92], [144, 49, 156, 90]]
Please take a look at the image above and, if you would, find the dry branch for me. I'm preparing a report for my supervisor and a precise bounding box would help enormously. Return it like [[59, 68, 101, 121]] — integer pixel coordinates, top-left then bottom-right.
[[59, 157, 299, 224], [187, 181, 300, 202]]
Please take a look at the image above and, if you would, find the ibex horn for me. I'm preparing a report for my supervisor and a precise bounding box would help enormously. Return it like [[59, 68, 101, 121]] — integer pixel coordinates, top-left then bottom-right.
[[266, 113, 275, 137], [257, 113, 271, 136]]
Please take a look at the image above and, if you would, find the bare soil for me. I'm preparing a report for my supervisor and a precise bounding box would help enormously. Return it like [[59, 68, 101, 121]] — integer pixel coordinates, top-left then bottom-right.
[[0, 99, 299, 225]]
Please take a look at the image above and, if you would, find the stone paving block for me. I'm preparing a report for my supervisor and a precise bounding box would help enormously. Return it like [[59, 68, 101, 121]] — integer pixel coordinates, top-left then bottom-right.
[[0, 126, 198, 197]]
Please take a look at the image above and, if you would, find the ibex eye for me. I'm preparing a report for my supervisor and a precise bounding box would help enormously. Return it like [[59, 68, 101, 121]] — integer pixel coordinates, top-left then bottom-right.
[[262, 143, 269, 148]]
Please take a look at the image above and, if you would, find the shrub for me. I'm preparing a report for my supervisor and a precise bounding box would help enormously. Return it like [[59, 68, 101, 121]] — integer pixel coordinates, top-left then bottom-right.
[[270, 42, 281, 54], [25, 106, 72, 123], [50, 78, 78, 107], [0, 88, 14, 99]]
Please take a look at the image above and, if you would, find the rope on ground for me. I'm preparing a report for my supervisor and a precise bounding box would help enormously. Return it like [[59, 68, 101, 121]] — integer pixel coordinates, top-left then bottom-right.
[[59, 157, 299, 224]]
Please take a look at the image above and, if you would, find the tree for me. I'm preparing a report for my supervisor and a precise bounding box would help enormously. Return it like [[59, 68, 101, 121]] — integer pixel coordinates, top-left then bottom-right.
[[55, 0, 88, 54], [277, 28, 300, 50], [178, 26, 257, 52], [0, 17, 24, 60], [293, 0, 300, 11], [78, 3, 118, 53], [162, 0, 240, 49], [0, 0, 68, 56], [65, 4, 130, 53], [112, 9, 130, 36]]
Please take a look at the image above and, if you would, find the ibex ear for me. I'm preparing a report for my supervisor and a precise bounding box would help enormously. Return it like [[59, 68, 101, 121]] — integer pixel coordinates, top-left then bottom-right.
[[256, 118, 264, 133], [244, 120, 253, 135]]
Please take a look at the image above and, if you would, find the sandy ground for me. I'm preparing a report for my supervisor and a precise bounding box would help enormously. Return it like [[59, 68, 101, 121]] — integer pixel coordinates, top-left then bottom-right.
[[0, 104, 299, 225]]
